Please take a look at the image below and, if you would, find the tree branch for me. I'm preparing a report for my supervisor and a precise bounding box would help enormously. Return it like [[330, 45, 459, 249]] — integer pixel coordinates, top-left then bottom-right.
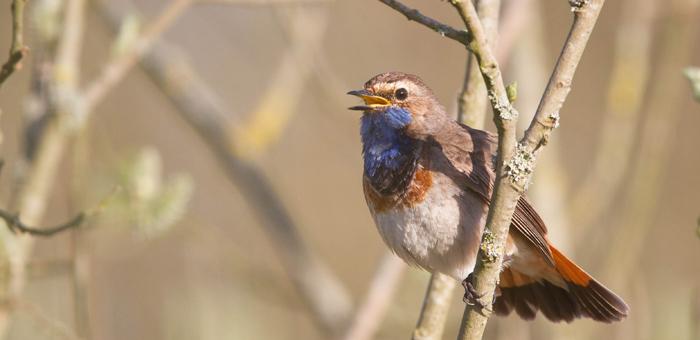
[[0, 211, 84, 237], [377, 0, 470, 45], [412, 273, 457, 340], [0, 0, 88, 337], [410, 1, 502, 338], [460, 0, 606, 338], [82, 0, 194, 113], [0, 0, 29, 87], [342, 253, 405, 340], [378, 0, 606, 338], [445, 2, 521, 339], [456, 0, 501, 126]]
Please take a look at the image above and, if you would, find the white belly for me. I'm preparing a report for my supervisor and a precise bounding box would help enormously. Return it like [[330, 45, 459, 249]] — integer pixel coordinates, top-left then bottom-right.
[[368, 172, 488, 280]]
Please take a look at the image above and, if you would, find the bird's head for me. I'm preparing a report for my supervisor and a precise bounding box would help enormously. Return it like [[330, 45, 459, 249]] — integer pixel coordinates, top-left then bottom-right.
[[348, 72, 448, 139]]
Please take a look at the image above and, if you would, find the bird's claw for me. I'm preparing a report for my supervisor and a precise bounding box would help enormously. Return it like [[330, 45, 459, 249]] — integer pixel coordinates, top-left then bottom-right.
[[461, 273, 491, 312]]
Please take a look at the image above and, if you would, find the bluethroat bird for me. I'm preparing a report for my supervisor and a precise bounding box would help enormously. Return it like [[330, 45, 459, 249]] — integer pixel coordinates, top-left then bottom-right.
[[349, 72, 629, 322]]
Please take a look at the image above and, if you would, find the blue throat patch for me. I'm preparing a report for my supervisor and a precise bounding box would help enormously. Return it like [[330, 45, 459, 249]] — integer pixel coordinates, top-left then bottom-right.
[[360, 106, 420, 194]]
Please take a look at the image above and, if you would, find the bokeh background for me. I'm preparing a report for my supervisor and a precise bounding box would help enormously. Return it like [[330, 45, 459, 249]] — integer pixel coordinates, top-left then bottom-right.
[[0, 0, 699, 339]]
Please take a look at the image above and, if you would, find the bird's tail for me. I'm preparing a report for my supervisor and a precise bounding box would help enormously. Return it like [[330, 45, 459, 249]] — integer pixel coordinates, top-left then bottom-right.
[[494, 246, 629, 323]]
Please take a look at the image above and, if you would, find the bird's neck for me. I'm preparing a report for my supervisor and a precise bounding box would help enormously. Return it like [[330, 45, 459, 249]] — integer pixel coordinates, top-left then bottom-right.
[[360, 110, 421, 196]]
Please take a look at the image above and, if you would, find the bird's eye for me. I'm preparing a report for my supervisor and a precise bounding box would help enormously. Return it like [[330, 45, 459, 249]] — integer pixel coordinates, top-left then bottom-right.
[[395, 88, 408, 101]]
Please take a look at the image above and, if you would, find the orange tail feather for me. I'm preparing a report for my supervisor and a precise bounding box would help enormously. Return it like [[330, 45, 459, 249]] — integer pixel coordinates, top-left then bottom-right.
[[495, 246, 629, 323]]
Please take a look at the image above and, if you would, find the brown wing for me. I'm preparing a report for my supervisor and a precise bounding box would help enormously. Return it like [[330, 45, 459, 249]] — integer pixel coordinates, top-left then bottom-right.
[[433, 122, 554, 265]]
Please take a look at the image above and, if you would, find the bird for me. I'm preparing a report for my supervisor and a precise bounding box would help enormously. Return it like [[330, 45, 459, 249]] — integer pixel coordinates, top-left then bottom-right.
[[348, 71, 629, 323]]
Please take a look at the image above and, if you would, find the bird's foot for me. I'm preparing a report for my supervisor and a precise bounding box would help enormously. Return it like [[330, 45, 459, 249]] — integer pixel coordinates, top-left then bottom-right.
[[461, 273, 491, 312]]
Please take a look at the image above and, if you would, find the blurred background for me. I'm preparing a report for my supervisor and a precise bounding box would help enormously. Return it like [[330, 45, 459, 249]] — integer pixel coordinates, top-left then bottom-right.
[[0, 0, 698, 339]]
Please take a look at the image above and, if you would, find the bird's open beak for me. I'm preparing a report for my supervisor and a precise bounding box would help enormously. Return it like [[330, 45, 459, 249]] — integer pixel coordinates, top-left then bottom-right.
[[347, 89, 391, 111]]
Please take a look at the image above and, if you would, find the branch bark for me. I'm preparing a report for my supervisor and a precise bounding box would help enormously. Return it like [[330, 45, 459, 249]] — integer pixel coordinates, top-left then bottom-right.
[[412, 273, 457, 340], [378, 0, 470, 45], [410, 1, 501, 338], [0, 211, 84, 236], [342, 253, 405, 340], [460, 1, 606, 338], [82, 0, 194, 113], [456, 0, 501, 126], [0, 0, 28, 87]]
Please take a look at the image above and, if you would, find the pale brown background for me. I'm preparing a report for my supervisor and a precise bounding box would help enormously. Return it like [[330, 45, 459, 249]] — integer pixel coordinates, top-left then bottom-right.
[[0, 0, 699, 339]]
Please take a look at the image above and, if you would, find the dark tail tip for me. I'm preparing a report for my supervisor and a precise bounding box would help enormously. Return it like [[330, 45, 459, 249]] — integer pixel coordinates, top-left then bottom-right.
[[567, 279, 629, 322]]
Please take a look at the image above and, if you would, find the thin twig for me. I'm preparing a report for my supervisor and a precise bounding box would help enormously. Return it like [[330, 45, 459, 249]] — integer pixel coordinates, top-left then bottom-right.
[[81, 0, 194, 113], [0, 0, 88, 337], [342, 254, 406, 340], [54, 0, 86, 88], [456, 0, 501, 126], [0, 0, 29, 87], [0, 210, 84, 236], [377, 0, 470, 45], [412, 273, 457, 340]]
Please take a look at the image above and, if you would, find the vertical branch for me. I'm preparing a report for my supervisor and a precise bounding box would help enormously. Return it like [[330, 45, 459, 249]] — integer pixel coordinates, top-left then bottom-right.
[[0, 0, 190, 337], [450, 2, 521, 338], [69, 127, 92, 339], [458, 0, 607, 338], [456, 0, 501, 126], [413, 1, 501, 338], [0, 0, 29, 87], [82, 0, 194, 112], [0, 0, 87, 337], [412, 273, 457, 340], [342, 254, 405, 340]]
